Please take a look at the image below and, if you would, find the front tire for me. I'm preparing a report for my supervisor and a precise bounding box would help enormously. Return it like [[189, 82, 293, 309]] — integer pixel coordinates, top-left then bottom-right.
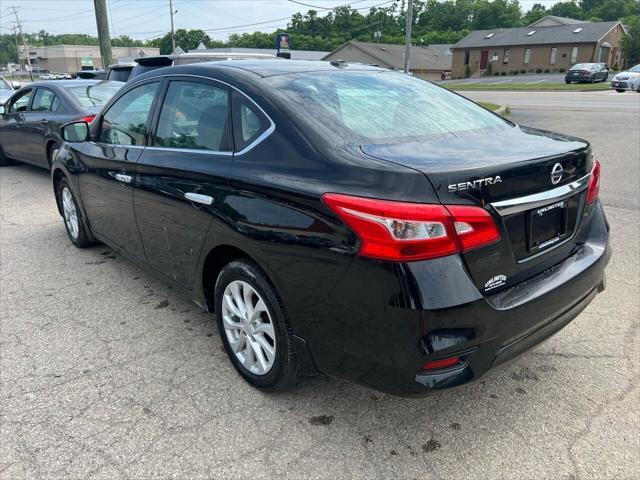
[[56, 177, 93, 248], [616, 89, 625, 93], [214, 259, 299, 391], [0, 145, 14, 166]]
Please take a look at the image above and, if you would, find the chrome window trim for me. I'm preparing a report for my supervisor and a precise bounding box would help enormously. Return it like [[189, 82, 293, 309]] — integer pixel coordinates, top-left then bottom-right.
[[490, 173, 591, 216], [125, 73, 276, 156], [145, 146, 233, 156]]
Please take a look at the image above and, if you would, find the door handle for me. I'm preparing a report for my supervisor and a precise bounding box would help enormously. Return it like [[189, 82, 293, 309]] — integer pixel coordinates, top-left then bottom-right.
[[184, 192, 213, 205], [115, 173, 132, 184]]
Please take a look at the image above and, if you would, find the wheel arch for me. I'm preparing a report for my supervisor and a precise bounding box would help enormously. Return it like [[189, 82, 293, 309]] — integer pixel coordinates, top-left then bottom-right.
[[52, 167, 66, 215], [45, 139, 59, 168], [201, 244, 264, 313]]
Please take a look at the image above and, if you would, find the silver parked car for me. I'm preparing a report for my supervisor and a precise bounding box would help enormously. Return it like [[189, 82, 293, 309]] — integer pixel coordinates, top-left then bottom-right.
[[610, 65, 640, 92], [0, 76, 18, 105]]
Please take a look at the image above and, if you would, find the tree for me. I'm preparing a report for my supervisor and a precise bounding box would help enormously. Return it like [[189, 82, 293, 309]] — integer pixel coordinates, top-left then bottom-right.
[[156, 29, 213, 54], [621, 15, 640, 66], [523, 3, 547, 25], [549, 1, 585, 19], [111, 35, 143, 47]]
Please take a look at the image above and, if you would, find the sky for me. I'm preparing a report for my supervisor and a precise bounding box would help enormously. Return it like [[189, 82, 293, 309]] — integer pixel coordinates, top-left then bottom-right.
[[1, 0, 564, 42]]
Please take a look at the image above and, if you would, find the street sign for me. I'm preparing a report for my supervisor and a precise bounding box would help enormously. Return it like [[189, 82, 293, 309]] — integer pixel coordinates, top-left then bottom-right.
[[276, 33, 290, 52], [80, 57, 94, 67]]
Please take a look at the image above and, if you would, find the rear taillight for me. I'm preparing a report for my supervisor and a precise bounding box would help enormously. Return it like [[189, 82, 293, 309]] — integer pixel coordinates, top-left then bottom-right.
[[422, 356, 461, 371], [586, 159, 601, 205], [78, 115, 96, 124], [322, 193, 500, 262]]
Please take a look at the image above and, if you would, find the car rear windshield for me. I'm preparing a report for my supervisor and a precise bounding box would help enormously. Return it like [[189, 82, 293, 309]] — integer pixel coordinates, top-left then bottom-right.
[[66, 83, 122, 107], [571, 64, 595, 70], [267, 71, 509, 144]]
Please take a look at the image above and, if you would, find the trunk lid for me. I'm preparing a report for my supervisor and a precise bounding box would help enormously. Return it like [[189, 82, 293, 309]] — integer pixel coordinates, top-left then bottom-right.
[[361, 125, 593, 294]]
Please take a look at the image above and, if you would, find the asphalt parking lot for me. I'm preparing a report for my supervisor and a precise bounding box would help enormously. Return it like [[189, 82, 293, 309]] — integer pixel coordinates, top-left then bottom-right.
[[1, 91, 639, 479]]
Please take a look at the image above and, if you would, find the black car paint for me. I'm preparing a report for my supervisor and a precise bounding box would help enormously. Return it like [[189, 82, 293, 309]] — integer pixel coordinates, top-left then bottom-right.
[[52, 61, 610, 396], [565, 64, 609, 83], [0, 80, 123, 169]]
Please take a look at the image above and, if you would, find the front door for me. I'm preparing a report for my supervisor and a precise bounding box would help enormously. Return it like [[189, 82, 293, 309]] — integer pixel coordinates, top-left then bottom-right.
[[1, 88, 33, 161], [480, 50, 489, 70], [134, 78, 233, 287], [78, 80, 160, 258]]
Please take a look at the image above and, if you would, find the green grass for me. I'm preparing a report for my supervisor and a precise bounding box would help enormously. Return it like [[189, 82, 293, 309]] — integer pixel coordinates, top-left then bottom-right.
[[478, 101, 501, 111], [444, 82, 610, 92]]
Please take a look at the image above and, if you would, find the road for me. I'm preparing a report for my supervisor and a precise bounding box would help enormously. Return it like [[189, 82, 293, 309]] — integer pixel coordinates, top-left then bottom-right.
[[1, 91, 639, 479], [441, 73, 567, 85]]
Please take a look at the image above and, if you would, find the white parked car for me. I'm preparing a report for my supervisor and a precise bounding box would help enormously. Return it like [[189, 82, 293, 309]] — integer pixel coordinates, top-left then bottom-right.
[[610, 65, 640, 92], [40, 73, 56, 80]]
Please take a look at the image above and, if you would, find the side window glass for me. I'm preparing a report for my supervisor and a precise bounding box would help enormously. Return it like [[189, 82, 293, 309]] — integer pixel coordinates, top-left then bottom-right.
[[99, 82, 159, 146], [232, 92, 270, 152], [9, 89, 32, 113], [154, 80, 230, 152], [32, 89, 57, 112]]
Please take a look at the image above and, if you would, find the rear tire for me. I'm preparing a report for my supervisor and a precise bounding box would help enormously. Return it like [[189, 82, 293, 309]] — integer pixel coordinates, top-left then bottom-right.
[[214, 259, 299, 391], [0, 145, 14, 166], [56, 177, 93, 248], [616, 89, 625, 93], [565, 80, 571, 84]]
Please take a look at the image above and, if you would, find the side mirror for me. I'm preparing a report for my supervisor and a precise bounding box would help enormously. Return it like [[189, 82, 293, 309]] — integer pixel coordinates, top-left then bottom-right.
[[11, 81, 21, 90], [0, 105, 5, 115], [61, 121, 90, 142]]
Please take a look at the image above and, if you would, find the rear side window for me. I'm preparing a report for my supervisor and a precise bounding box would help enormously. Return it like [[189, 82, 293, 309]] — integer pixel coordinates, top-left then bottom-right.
[[99, 82, 159, 146], [32, 88, 58, 112], [154, 80, 230, 152], [8, 89, 32, 113], [232, 91, 270, 151]]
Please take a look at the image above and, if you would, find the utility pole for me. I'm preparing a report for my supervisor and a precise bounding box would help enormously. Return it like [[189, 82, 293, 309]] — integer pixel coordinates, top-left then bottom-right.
[[403, 0, 413, 73], [93, 0, 113, 68], [169, 0, 176, 54], [11, 25, 20, 71], [9, 6, 33, 79]]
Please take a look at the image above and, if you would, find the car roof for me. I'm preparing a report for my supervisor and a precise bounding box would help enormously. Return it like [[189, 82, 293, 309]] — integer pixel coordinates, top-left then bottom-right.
[[139, 59, 388, 79], [28, 79, 124, 89]]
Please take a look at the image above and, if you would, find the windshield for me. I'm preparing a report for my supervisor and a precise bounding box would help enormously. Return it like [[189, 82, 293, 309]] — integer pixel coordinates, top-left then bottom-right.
[[66, 82, 122, 107], [629, 65, 640, 73], [267, 71, 509, 144], [0, 77, 13, 93]]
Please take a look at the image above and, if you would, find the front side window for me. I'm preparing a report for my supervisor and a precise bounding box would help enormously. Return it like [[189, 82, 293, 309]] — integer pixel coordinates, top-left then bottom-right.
[[99, 82, 158, 146], [8, 89, 32, 113], [232, 91, 270, 151], [32, 88, 58, 111], [268, 71, 509, 144], [155, 80, 230, 152]]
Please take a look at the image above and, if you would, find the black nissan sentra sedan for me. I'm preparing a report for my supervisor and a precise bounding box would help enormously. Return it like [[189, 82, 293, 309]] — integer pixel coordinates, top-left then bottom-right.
[[46, 60, 610, 396]]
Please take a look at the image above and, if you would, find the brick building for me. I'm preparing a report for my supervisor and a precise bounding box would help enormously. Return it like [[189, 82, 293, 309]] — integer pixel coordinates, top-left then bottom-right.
[[450, 16, 626, 78], [323, 41, 452, 81]]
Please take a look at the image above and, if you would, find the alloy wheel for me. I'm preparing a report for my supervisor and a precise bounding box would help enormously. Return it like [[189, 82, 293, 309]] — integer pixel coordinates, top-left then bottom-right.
[[221, 280, 276, 375], [62, 187, 79, 240]]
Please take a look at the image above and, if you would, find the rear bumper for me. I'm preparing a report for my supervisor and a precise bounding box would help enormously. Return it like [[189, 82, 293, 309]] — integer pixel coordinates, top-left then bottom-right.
[[295, 202, 610, 396]]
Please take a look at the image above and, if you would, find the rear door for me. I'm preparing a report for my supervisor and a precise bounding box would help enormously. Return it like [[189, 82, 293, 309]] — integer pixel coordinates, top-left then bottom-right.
[[134, 77, 233, 287], [1, 88, 33, 161], [21, 87, 59, 166], [78, 80, 160, 259]]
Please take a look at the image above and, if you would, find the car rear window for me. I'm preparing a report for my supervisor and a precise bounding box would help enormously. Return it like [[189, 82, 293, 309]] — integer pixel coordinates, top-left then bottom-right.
[[267, 71, 509, 144], [66, 83, 122, 107]]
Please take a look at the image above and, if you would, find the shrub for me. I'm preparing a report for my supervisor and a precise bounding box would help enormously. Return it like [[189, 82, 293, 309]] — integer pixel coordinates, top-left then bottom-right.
[[544, 68, 550, 73], [513, 70, 519, 75], [486, 62, 493, 76], [464, 65, 471, 78], [536, 68, 543, 73], [520, 69, 526, 74], [559, 68, 566, 73], [500, 71, 506, 76]]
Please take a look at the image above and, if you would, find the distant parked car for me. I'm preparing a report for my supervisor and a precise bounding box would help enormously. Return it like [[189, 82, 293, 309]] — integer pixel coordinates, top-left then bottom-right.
[[129, 52, 278, 81], [565, 63, 609, 83], [610, 64, 640, 92], [76, 69, 108, 80], [105, 62, 136, 82], [40, 73, 56, 80], [0, 80, 123, 169]]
